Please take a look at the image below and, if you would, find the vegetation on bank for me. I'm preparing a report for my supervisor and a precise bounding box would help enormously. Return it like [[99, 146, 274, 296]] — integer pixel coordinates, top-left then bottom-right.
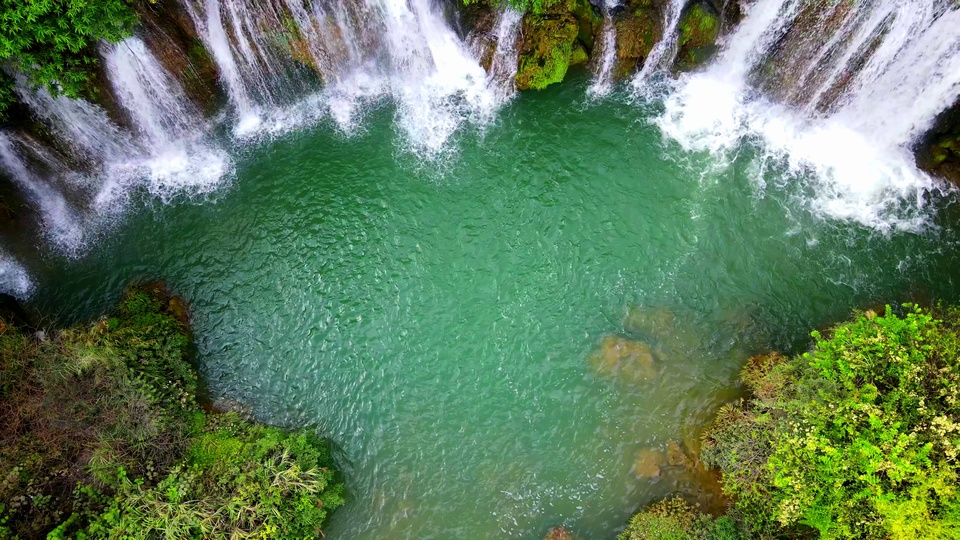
[[0, 285, 344, 539], [0, 0, 141, 115], [623, 305, 960, 539]]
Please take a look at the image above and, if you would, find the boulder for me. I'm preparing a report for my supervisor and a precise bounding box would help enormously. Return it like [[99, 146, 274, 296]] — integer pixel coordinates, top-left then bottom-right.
[[588, 335, 658, 383], [613, 5, 662, 79], [674, 0, 721, 72], [633, 447, 665, 478], [516, 0, 601, 90], [544, 526, 573, 540]]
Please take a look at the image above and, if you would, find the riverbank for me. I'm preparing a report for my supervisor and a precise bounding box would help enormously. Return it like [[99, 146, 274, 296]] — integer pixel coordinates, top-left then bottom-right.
[[0, 283, 344, 539], [621, 304, 960, 539]]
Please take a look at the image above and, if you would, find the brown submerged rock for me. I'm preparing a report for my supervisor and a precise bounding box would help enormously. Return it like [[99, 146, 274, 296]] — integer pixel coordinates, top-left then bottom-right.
[[544, 526, 573, 540], [588, 335, 657, 383], [633, 447, 666, 478]]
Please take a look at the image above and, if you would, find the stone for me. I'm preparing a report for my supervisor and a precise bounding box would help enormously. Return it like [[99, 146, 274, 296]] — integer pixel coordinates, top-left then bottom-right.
[[666, 439, 693, 469], [623, 305, 675, 340], [633, 447, 665, 478], [674, 1, 721, 72], [613, 6, 662, 79], [588, 335, 657, 383], [515, 0, 601, 90], [544, 526, 573, 540]]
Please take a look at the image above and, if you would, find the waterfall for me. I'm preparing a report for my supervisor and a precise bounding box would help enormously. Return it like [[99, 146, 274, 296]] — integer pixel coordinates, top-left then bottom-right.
[[587, 6, 618, 98], [631, 0, 687, 90], [656, 0, 960, 231], [0, 133, 85, 253], [487, 9, 523, 101], [0, 36, 230, 257], [101, 37, 229, 205], [0, 248, 33, 299], [183, 0, 504, 155]]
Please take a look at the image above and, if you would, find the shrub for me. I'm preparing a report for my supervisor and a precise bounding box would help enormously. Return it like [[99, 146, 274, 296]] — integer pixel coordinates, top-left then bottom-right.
[[619, 498, 741, 540], [702, 305, 960, 539], [0, 285, 344, 539]]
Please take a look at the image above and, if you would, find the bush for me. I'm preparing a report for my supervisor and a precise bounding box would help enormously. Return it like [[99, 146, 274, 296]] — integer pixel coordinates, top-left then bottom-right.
[[702, 305, 960, 539], [619, 498, 741, 540], [0, 285, 344, 539], [0, 0, 140, 115]]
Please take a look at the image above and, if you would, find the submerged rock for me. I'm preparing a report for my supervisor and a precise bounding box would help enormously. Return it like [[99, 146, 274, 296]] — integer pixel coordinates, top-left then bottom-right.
[[623, 305, 676, 340], [666, 439, 693, 469], [516, 0, 601, 90], [588, 335, 658, 383], [544, 526, 573, 540], [633, 447, 665, 478], [674, 1, 721, 71]]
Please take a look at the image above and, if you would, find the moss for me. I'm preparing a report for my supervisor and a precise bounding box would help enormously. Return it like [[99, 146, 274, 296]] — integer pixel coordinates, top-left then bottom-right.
[[675, 2, 721, 71], [570, 42, 589, 66], [613, 7, 662, 78], [515, 11, 580, 90]]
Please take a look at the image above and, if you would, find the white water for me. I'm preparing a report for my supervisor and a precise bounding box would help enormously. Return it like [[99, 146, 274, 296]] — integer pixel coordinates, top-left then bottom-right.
[[657, 0, 960, 231], [631, 0, 687, 90], [0, 133, 85, 253], [587, 8, 618, 98], [102, 37, 229, 205], [487, 9, 523, 101], [0, 251, 33, 298], [183, 0, 508, 155]]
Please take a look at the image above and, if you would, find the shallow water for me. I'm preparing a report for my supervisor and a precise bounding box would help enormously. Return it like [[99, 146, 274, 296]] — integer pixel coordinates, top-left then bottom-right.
[[25, 77, 960, 538]]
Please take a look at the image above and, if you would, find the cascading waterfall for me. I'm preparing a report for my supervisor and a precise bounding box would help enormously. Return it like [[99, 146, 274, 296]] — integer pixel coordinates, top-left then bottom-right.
[[0, 36, 229, 263], [631, 0, 687, 90], [101, 37, 229, 205], [657, 0, 960, 231], [587, 4, 619, 98], [183, 0, 506, 154], [486, 9, 523, 101], [0, 133, 85, 253]]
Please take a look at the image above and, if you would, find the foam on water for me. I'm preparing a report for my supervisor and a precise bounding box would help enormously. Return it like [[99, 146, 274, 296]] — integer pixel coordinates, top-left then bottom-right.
[[656, 0, 960, 232], [0, 251, 33, 298]]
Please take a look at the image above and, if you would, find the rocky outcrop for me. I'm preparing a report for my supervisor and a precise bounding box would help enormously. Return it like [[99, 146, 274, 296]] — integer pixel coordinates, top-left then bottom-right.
[[673, 0, 721, 71], [612, 1, 663, 79], [516, 0, 601, 90], [916, 97, 960, 186], [136, 0, 224, 116]]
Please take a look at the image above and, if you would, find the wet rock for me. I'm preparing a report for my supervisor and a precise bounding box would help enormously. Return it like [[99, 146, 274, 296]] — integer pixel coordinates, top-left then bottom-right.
[[463, 4, 500, 73], [544, 526, 573, 540], [516, 0, 601, 90], [613, 6, 662, 79], [623, 305, 675, 340], [917, 97, 960, 186], [666, 439, 693, 469], [674, 1, 721, 72], [588, 335, 657, 383], [633, 447, 665, 478], [136, 0, 224, 116]]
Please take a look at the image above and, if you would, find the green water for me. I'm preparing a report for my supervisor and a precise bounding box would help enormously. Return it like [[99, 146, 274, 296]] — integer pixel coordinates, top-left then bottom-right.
[[25, 79, 960, 538]]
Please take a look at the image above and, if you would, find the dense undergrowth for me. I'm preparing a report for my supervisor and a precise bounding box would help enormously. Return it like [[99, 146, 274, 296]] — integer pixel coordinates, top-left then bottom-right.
[[0, 285, 343, 539], [622, 305, 960, 540]]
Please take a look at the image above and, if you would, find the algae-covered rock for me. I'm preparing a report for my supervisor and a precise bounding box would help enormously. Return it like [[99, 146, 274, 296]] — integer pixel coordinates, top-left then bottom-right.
[[516, 12, 580, 90], [613, 6, 662, 78], [633, 447, 666, 478], [544, 526, 573, 540], [674, 1, 721, 71], [917, 97, 960, 186], [515, 0, 600, 90], [588, 335, 658, 383]]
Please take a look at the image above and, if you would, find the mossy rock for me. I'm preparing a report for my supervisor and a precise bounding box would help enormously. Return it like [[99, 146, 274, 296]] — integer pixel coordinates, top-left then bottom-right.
[[613, 6, 662, 79], [566, 0, 603, 51], [674, 1, 721, 71], [516, 11, 580, 90]]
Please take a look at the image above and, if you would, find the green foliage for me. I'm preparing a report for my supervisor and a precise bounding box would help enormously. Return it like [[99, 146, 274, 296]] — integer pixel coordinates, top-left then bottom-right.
[[81, 414, 344, 539], [0, 285, 344, 539], [0, 0, 140, 113], [461, 0, 564, 15], [703, 305, 960, 539], [619, 498, 742, 540]]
